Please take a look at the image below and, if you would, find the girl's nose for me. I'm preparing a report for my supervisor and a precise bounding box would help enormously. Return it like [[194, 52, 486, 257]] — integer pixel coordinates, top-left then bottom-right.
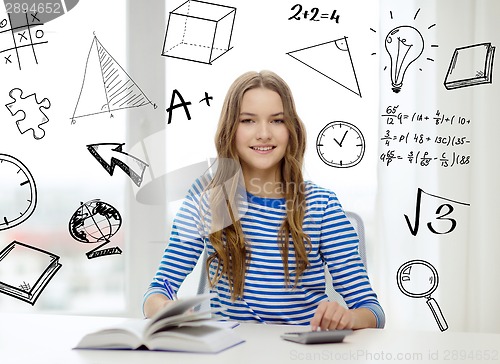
[[256, 121, 271, 140]]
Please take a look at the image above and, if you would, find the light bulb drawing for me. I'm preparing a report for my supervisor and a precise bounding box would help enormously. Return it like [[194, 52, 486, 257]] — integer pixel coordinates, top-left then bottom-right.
[[370, 8, 438, 92], [385, 26, 424, 93]]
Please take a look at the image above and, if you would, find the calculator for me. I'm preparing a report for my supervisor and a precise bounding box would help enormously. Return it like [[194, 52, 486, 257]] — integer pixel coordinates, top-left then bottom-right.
[[280, 329, 353, 344]]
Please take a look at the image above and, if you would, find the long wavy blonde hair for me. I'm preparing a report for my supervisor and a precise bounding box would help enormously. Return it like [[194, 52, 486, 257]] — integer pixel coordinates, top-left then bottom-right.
[[206, 70, 311, 300]]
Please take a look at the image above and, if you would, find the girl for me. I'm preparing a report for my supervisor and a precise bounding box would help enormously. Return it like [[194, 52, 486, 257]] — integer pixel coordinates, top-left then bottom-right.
[[143, 71, 385, 330]]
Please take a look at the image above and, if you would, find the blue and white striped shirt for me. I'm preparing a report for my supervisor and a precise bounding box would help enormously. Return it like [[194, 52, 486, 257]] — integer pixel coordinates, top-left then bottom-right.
[[144, 180, 385, 328]]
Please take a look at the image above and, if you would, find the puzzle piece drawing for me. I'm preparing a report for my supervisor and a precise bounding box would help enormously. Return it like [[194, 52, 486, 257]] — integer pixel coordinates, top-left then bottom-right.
[[5, 88, 51, 139]]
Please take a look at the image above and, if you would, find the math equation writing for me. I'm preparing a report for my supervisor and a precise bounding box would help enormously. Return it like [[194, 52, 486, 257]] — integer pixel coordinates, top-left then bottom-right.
[[379, 105, 471, 168], [288, 4, 339, 22], [382, 106, 471, 126], [404, 188, 470, 236], [380, 150, 470, 168]]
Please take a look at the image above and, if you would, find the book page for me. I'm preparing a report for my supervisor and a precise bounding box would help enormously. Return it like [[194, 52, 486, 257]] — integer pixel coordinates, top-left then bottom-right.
[[145, 325, 244, 353], [75, 319, 148, 349], [148, 293, 215, 322]]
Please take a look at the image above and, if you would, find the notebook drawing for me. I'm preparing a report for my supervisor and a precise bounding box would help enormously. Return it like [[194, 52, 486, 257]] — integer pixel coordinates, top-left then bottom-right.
[[444, 42, 495, 90], [0, 241, 62, 305]]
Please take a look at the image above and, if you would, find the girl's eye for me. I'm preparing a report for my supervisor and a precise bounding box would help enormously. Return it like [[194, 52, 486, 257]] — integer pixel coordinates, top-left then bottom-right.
[[240, 119, 254, 123], [272, 119, 284, 124]]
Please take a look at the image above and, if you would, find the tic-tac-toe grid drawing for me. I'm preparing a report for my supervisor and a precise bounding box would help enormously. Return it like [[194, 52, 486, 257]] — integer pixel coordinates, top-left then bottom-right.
[[0, 12, 48, 70]]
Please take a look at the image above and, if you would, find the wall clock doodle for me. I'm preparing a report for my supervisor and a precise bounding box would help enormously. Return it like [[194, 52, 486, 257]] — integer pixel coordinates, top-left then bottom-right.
[[0, 154, 37, 231], [316, 121, 366, 168]]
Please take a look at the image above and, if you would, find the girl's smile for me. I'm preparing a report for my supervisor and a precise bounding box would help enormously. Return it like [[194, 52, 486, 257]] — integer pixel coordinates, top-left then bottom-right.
[[250, 144, 276, 153]]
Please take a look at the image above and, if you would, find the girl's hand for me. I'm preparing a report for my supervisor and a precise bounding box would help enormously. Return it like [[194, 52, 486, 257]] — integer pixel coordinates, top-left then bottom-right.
[[144, 294, 175, 318], [310, 301, 355, 331]]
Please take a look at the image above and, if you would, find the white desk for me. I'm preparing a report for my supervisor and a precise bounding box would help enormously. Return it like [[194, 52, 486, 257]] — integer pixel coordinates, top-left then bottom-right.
[[0, 312, 499, 364]]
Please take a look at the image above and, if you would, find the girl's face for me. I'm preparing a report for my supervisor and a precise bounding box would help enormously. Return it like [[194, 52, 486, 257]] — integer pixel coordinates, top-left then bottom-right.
[[235, 87, 289, 178]]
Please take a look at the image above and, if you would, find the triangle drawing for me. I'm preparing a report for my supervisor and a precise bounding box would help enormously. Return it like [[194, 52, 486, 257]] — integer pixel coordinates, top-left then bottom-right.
[[287, 37, 361, 97], [71, 36, 153, 122]]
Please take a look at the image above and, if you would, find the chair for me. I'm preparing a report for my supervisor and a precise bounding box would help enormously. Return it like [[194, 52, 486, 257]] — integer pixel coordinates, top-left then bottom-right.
[[196, 211, 367, 306], [194, 248, 211, 312], [345, 211, 367, 269]]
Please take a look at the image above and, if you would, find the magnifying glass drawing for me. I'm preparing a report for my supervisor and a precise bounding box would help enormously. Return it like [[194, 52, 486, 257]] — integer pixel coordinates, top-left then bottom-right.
[[396, 260, 448, 331]]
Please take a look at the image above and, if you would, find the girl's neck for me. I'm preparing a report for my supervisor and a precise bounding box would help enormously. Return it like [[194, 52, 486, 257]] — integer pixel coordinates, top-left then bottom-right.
[[243, 169, 285, 199]]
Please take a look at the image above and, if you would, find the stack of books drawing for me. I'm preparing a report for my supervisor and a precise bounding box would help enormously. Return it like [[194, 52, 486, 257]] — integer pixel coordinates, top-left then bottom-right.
[[0, 241, 62, 305], [75, 293, 244, 353], [444, 42, 495, 90]]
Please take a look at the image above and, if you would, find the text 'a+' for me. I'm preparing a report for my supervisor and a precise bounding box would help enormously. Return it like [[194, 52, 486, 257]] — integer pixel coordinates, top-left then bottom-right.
[[166, 89, 213, 124]]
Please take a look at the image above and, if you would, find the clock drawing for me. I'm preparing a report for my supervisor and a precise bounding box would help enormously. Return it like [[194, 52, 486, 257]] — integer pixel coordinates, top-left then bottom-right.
[[316, 121, 365, 168], [0, 154, 37, 231]]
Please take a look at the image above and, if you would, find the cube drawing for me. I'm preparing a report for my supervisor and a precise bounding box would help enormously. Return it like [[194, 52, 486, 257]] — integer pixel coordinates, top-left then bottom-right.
[[162, 0, 236, 64]]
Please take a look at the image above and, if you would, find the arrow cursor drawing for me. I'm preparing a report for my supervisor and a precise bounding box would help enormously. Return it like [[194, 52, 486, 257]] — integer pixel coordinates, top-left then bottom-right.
[[87, 143, 149, 187]]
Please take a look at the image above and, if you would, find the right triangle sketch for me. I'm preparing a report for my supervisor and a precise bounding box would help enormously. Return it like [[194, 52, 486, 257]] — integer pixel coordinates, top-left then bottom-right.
[[287, 37, 361, 97], [71, 36, 154, 123]]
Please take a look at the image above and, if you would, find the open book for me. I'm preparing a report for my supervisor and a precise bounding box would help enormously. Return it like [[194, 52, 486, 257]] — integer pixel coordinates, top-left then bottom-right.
[[75, 293, 243, 353]]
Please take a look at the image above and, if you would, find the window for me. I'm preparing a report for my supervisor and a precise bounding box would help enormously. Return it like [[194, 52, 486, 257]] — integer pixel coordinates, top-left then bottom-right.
[[0, 0, 128, 315]]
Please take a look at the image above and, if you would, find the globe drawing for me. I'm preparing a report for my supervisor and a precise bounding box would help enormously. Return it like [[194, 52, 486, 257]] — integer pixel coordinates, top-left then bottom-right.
[[68, 199, 122, 244]]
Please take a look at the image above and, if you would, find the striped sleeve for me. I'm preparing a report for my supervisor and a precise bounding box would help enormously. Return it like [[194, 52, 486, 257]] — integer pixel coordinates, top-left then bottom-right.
[[319, 193, 386, 328], [142, 182, 206, 314]]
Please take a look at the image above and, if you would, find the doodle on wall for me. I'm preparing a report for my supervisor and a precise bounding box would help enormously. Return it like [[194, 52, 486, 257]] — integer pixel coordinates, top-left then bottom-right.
[[87, 143, 149, 187], [0, 12, 48, 70], [397, 260, 448, 331], [165, 88, 214, 124], [316, 121, 365, 168], [287, 3, 340, 22], [287, 36, 362, 97], [444, 42, 495, 90], [71, 35, 155, 123], [380, 8, 438, 93], [385, 26, 424, 93], [0, 154, 37, 231], [404, 188, 470, 236], [379, 105, 472, 169], [0, 240, 62, 305], [5, 87, 50, 139], [68, 199, 122, 259], [162, 0, 236, 65]]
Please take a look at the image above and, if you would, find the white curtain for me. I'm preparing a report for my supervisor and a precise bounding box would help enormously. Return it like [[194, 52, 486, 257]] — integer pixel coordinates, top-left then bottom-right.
[[376, 0, 500, 333]]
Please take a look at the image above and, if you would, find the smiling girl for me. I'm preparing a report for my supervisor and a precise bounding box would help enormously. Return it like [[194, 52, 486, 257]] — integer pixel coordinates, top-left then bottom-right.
[[143, 71, 385, 330]]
